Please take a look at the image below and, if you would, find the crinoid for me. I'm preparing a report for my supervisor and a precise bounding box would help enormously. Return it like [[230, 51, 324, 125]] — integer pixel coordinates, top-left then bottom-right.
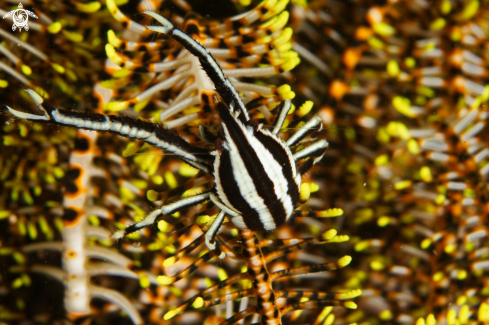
[[5, 9, 358, 325], [289, 0, 489, 323], [103, 0, 299, 128]]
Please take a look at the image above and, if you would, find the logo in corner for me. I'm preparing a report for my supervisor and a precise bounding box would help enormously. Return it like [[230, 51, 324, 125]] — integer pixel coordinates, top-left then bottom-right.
[[3, 3, 38, 32]]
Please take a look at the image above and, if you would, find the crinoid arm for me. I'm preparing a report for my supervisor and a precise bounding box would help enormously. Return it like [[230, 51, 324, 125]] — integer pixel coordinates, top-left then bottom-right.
[[143, 11, 251, 122]]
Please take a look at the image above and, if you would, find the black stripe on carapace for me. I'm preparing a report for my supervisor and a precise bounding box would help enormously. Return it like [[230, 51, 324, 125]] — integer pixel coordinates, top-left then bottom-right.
[[255, 131, 299, 211], [218, 151, 265, 231], [217, 102, 288, 228]]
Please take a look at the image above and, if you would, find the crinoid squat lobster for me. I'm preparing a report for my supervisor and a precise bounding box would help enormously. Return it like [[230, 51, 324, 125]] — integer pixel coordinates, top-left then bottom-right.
[[6, 11, 328, 258]]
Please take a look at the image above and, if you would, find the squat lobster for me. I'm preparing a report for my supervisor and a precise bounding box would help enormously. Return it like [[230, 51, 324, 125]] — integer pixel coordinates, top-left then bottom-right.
[[6, 11, 328, 258]]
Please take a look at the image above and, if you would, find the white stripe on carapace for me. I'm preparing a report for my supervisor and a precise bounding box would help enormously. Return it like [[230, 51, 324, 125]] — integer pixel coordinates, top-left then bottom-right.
[[220, 121, 284, 231], [256, 129, 298, 219], [247, 128, 296, 222]]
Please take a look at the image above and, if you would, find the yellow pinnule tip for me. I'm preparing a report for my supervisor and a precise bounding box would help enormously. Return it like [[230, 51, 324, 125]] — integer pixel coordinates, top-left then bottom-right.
[[380, 310, 393, 320], [373, 22, 395, 36], [270, 11, 289, 32], [435, 194, 446, 205], [163, 308, 180, 320], [192, 297, 204, 309], [105, 43, 123, 66], [179, 163, 199, 177], [0, 80, 8, 88], [430, 18, 446, 31], [113, 68, 132, 78], [12, 277, 23, 289], [156, 275, 173, 285], [387, 60, 400, 77], [152, 175, 164, 185], [299, 100, 314, 116], [416, 318, 426, 325], [280, 87, 295, 100], [370, 260, 384, 271], [377, 216, 390, 227], [0, 210, 11, 219], [426, 313, 436, 325], [105, 101, 129, 111], [339, 255, 352, 267], [456, 269, 467, 280], [162, 256, 175, 267], [392, 96, 416, 117], [21, 65, 32, 75], [420, 166, 433, 182], [218, 268, 228, 281], [106, 0, 116, 11], [332, 235, 350, 243], [322, 229, 337, 240], [267, 0, 289, 17], [394, 180, 412, 190], [47, 22, 62, 34], [62, 30, 83, 42], [460, 0, 479, 21], [349, 289, 362, 298], [421, 238, 432, 249], [281, 57, 300, 72], [139, 275, 150, 288], [339, 289, 362, 299], [107, 30, 122, 47], [147, 190, 159, 202], [309, 183, 319, 193], [274, 27, 293, 46], [157, 220, 170, 233], [318, 208, 344, 217], [278, 84, 291, 94], [354, 241, 369, 252], [75, 1, 102, 13], [277, 41, 292, 52], [196, 215, 211, 226], [407, 138, 420, 154], [344, 301, 357, 309], [51, 63, 65, 74], [479, 302, 489, 321]]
